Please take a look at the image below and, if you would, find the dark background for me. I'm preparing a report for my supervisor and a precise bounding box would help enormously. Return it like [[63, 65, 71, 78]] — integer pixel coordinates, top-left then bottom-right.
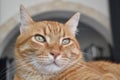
[[109, 0, 120, 63]]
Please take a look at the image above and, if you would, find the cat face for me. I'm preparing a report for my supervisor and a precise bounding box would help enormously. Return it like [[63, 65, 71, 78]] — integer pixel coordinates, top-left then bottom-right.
[[15, 5, 82, 74]]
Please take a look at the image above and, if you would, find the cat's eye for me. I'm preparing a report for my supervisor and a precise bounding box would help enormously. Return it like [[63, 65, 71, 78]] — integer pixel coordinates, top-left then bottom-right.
[[34, 34, 46, 43], [62, 38, 70, 45]]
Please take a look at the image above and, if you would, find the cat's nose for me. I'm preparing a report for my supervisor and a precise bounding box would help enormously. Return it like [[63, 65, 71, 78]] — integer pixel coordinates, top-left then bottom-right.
[[50, 50, 60, 59]]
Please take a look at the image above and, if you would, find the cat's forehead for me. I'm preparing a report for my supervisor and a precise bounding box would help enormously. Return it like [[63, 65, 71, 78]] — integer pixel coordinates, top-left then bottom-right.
[[33, 21, 71, 37], [36, 21, 65, 29]]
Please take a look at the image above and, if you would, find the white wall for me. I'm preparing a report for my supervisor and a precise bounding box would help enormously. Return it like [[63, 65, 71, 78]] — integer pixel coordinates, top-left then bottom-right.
[[0, 0, 109, 25]]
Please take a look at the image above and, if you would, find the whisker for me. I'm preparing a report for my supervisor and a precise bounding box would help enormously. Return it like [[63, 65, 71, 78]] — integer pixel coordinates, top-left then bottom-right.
[[0, 58, 31, 80], [0, 61, 15, 75], [0, 58, 29, 76], [0, 64, 28, 80], [38, 56, 50, 58]]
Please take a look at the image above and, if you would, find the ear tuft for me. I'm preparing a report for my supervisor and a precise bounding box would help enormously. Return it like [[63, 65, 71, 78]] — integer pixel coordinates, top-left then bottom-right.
[[65, 12, 80, 35], [20, 4, 34, 34]]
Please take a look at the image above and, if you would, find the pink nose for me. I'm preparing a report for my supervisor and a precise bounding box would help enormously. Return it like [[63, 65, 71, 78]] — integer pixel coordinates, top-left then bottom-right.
[[50, 50, 60, 59]]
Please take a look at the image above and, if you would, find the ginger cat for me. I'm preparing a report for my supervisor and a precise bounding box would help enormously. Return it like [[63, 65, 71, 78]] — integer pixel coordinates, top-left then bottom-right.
[[14, 5, 120, 80]]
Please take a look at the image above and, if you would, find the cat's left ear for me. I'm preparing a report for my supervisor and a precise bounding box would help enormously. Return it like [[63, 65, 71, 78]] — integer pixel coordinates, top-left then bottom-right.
[[20, 5, 34, 34], [65, 12, 80, 35]]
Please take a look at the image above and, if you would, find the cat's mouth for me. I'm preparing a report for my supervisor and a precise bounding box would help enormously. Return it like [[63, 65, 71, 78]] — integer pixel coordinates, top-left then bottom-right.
[[44, 59, 60, 67], [52, 61, 60, 67]]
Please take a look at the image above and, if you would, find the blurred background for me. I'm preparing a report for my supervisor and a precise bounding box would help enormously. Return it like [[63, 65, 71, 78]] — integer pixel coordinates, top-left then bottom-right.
[[0, 0, 120, 80]]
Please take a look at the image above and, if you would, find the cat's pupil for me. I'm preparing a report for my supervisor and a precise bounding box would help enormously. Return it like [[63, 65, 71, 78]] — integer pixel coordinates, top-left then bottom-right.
[[34, 34, 46, 43], [62, 38, 70, 45]]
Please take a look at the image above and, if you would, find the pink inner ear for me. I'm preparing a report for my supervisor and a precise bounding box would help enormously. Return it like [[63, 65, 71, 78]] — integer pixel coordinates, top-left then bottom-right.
[[65, 12, 80, 35]]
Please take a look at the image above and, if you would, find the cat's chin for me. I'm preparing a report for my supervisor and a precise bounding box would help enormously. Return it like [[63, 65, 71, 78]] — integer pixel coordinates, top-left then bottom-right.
[[39, 63, 64, 74]]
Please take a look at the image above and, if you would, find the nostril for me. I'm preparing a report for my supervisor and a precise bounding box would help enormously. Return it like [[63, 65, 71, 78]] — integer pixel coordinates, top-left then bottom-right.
[[50, 52, 60, 59], [50, 52, 54, 56]]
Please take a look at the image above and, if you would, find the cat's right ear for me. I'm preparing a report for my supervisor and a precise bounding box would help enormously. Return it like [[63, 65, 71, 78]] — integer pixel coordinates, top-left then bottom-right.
[[20, 5, 34, 34], [65, 12, 80, 35]]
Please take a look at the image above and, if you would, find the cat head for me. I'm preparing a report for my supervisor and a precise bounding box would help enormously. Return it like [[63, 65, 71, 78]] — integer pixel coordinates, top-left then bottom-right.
[[15, 5, 82, 74]]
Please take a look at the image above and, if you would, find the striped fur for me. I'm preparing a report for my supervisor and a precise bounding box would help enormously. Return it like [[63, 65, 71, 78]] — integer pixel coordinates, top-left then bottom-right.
[[14, 5, 120, 80]]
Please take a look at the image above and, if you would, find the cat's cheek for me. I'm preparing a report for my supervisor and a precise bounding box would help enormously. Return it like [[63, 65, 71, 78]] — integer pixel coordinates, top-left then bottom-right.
[[65, 52, 71, 59], [70, 48, 81, 59], [71, 48, 80, 55]]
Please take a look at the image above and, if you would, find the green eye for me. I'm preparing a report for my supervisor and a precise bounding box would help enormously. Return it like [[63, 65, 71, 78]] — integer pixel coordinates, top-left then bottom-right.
[[62, 38, 70, 45], [34, 34, 46, 43]]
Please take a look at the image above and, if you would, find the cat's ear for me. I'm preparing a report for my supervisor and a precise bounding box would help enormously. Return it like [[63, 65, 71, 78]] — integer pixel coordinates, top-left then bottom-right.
[[65, 12, 80, 35], [20, 5, 34, 34]]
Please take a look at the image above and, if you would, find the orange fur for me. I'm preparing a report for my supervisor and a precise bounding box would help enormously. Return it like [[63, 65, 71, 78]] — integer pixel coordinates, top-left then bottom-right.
[[14, 5, 120, 80]]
